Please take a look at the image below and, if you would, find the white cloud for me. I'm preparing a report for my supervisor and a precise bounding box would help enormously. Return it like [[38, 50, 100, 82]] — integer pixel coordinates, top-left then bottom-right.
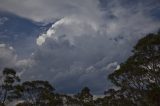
[[36, 15, 101, 46]]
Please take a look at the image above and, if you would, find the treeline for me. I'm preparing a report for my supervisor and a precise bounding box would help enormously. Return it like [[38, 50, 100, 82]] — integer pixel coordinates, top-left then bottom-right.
[[0, 68, 95, 106], [0, 31, 160, 106]]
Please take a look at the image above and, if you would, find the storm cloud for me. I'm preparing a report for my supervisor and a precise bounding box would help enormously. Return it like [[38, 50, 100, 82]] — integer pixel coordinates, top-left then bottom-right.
[[0, 0, 160, 94]]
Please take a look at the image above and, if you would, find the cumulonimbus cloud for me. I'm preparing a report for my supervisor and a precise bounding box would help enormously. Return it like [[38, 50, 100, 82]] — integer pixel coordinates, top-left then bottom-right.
[[0, 0, 160, 94], [27, 0, 160, 93]]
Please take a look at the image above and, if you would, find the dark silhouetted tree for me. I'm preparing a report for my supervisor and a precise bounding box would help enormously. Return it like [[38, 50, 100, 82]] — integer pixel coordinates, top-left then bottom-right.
[[16, 80, 62, 106], [75, 87, 94, 106], [0, 68, 20, 106], [108, 32, 160, 106]]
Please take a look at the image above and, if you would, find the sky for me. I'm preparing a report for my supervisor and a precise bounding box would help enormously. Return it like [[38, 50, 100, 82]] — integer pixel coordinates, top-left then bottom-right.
[[0, 0, 160, 94]]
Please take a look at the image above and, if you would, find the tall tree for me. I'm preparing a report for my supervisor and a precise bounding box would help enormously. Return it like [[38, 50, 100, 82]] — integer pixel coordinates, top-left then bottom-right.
[[16, 80, 62, 106], [108, 32, 160, 106], [75, 87, 94, 106], [0, 68, 20, 106]]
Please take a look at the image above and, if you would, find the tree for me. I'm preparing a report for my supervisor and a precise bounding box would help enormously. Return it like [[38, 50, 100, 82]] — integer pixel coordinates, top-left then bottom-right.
[[16, 80, 62, 106], [75, 87, 94, 106], [108, 32, 160, 106], [0, 68, 20, 106]]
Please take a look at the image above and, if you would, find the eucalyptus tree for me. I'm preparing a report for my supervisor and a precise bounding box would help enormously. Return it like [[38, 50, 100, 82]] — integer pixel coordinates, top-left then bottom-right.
[[108, 32, 160, 106], [16, 80, 62, 106], [75, 87, 94, 106], [0, 68, 20, 105]]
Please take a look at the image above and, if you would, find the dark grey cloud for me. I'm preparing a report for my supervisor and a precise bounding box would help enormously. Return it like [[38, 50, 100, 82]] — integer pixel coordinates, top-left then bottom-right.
[[0, 0, 160, 94]]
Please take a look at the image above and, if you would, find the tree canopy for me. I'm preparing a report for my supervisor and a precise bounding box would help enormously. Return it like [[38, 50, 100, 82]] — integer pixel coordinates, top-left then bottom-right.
[[108, 32, 160, 106]]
